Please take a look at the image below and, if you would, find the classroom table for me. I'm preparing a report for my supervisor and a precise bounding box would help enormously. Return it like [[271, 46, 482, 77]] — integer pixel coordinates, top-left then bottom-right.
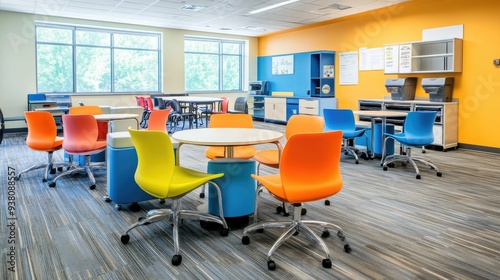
[[162, 96, 222, 128], [93, 113, 140, 132]]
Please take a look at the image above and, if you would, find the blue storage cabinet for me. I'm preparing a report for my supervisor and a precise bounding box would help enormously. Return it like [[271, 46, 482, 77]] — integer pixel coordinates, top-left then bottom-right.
[[355, 123, 395, 156], [286, 98, 299, 120], [207, 159, 256, 218]]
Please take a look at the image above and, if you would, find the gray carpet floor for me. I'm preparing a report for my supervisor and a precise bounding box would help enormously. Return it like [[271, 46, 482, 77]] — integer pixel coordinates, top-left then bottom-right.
[[1, 121, 499, 280]]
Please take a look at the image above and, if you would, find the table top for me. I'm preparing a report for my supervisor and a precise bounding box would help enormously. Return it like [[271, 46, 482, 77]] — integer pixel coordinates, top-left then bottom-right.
[[161, 96, 222, 103], [353, 110, 408, 118], [172, 128, 283, 147], [34, 107, 69, 113], [94, 113, 139, 121]]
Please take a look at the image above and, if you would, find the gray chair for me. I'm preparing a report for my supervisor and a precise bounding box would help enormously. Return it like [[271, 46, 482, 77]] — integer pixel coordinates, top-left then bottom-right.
[[228, 97, 248, 114]]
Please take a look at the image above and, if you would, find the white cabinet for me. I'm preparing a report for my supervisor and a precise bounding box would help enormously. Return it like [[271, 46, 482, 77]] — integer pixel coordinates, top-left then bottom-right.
[[384, 38, 462, 74], [299, 98, 337, 116], [264, 98, 287, 122]]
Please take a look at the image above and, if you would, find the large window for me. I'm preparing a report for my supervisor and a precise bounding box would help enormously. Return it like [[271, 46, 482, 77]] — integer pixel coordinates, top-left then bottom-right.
[[184, 37, 243, 92], [36, 23, 161, 93]]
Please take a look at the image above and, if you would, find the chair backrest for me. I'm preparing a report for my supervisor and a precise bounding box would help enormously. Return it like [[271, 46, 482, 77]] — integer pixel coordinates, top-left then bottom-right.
[[285, 114, 325, 140], [147, 108, 171, 131], [128, 129, 174, 198], [145, 97, 154, 112], [170, 99, 185, 114], [216, 97, 229, 114], [24, 111, 58, 150], [323, 108, 356, 132], [135, 96, 147, 109], [209, 113, 253, 128], [280, 131, 343, 203], [62, 114, 99, 153], [155, 97, 168, 109], [69, 105, 102, 115], [403, 111, 437, 145], [233, 97, 248, 113]]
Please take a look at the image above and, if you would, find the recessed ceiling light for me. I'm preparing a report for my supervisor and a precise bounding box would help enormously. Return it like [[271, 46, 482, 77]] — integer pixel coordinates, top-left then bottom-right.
[[330, 3, 351, 10], [181, 4, 207, 11]]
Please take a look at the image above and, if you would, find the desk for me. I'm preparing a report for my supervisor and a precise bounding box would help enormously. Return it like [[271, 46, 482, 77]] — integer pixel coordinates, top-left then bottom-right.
[[353, 110, 407, 163], [34, 106, 70, 115], [162, 97, 222, 128], [94, 113, 139, 131], [172, 128, 283, 223]]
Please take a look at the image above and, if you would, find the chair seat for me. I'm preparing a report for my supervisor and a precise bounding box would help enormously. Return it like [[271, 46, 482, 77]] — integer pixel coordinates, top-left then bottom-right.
[[205, 146, 256, 159], [342, 129, 366, 139], [386, 132, 433, 147], [64, 140, 107, 155], [30, 136, 64, 152], [253, 150, 279, 168]]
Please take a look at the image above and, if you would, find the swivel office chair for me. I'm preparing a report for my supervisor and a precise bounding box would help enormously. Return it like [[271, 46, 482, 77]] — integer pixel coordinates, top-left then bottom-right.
[[382, 111, 442, 179], [323, 108, 369, 164], [146, 108, 171, 132], [120, 129, 228, 266], [199, 97, 229, 127], [228, 96, 248, 114], [242, 131, 351, 270]]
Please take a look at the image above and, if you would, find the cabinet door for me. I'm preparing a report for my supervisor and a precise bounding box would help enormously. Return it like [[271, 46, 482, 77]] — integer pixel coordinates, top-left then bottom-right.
[[264, 98, 287, 121]]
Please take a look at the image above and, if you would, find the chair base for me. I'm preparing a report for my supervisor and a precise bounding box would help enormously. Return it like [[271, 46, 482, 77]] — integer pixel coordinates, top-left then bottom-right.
[[242, 203, 350, 270], [382, 147, 442, 179], [342, 139, 369, 164], [15, 151, 72, 183], [49, 154, 106, 189], [120, 198, 229, 266]]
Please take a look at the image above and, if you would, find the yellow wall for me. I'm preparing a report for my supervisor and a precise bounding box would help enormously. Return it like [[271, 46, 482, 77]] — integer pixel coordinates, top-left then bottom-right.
[[258, 0, 500, 149], [0, 11, 257, 129]]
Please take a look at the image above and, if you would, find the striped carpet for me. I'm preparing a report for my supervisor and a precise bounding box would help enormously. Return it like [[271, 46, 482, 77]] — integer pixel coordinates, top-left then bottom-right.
[[0, 121, 499, 280]]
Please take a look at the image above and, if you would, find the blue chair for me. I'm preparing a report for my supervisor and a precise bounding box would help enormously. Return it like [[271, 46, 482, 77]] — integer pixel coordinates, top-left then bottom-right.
[[323, 108, 369, 164], [382, 111, 442, 179]]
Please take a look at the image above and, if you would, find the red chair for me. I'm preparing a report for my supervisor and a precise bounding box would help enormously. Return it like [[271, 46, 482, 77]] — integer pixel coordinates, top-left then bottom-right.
[[49, 114, 107, 190]]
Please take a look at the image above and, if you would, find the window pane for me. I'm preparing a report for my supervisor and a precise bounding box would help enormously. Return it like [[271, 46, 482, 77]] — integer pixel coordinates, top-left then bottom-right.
[[185, 40, 219, 53], [76, 30, 110, 46], [223, 55, 240, 90], [185, 53, 219, 91], [37, 44, 73, 92], [114, 49, 159, 92], [36, 27, 72, 44], [223, 43, 240, 54], [114, 33, 158, 49], [76, 47, 111, 92]]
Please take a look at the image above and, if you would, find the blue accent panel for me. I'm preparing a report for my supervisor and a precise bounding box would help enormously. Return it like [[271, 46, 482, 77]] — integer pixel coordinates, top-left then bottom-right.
[[374, 124, 395, 156], [207, 159, 256, 218]]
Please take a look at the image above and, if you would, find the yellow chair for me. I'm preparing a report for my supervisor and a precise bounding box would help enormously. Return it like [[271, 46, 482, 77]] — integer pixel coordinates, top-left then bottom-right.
[[205, 113, 256, 159], [242, 131, 351, 270], [253, 114, 324, 218], [120, 129, 229, 266], [15, 111, 70, 182]]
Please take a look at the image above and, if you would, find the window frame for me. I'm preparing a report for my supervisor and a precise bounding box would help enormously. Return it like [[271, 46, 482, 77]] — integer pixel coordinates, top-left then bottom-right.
[[35, 22, 162, 94], [184, 36, 244, 93]]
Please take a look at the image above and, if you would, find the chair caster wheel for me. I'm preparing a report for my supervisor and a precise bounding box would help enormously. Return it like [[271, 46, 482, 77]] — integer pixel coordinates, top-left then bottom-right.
[[120, 234, 130, 244], [293, 230, 299, 236], [199, 193, 205, 198], [171, 254, 182, 266], [337, 231, 345, 241], [267, 260, 276, 270], [242, 236, 250, 245], [57, 167, 63, 172], [104, 196, 111, 203], [276, 205, 283, 214], [344, 244, 352, 253], [15, 175, 20, 181], [159, 199, 165, 204], [437, 172, 442, 177], [115, 204, 122, 211], [129, 203, 141, 212], [321, 230, 330, 238], [355, 160, 359, 164], [220, 228, 229, 237], [89, 184, 96, 190], [301, 208, 307, 215], [416, 174, 421, 179], [42, 178, 47, 183], [49, 182, 56, 188], [383, 166, 388, 171], [283, 212, 290, 217], [322, 259, 332, 268], [50, 168, 56, 174], [325, 200, 330, 206]]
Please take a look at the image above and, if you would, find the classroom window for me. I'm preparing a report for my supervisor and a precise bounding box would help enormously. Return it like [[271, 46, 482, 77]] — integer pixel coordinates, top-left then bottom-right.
[[184, 37, 243, 92], [35, 23, 161, 93]]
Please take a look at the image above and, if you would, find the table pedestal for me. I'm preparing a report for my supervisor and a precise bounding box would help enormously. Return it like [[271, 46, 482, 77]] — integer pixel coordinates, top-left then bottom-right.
[[207, 159, 256, 229]]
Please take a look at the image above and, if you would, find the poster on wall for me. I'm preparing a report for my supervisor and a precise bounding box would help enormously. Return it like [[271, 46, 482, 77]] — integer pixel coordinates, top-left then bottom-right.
[[339, 51, 358, 85], [272, 55, 294, 75]]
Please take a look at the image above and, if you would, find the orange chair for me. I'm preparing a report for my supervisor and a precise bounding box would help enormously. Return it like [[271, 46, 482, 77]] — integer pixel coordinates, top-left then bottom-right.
[[15, 111, 70, 182], [69, 105, 107, 140], [253, 114, 325, 217], [146, 108, 171, 132], [205, 113, 256, 159], [49, 114, 107, 189], [242, 131, 351, 270]]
